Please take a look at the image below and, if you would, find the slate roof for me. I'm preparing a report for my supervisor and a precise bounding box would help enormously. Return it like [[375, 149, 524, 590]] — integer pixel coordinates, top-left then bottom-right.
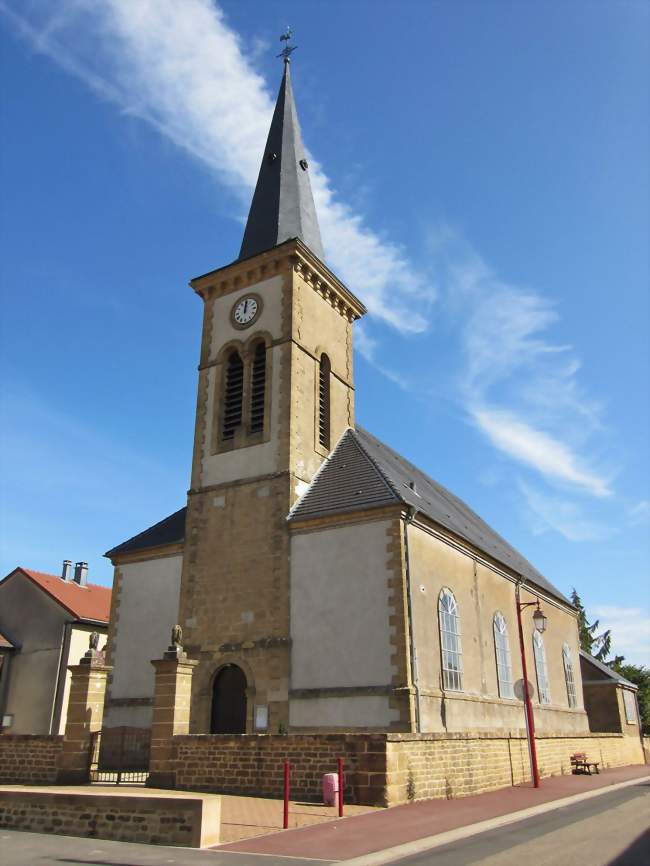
[[0, 568, 112, 623], [105, 507, 187, 559], [579, 650, 637, 689], [289, 427, 571, 606], [239, 60, 325, 262]]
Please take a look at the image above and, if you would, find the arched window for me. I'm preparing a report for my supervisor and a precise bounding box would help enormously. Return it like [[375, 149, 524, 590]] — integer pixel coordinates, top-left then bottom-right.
[[249, 341, 266, 434], [563, 643, 577, 708], [438, 589, 463, 691], [493, 612, 514, 698], [533, 632, 550, 704], [222, 350, 244, 440], [318, 353, 331, 449]]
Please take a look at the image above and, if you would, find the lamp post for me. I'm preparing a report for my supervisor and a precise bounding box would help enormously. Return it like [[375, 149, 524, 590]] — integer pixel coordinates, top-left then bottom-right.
[[515, 581, 547, 789]]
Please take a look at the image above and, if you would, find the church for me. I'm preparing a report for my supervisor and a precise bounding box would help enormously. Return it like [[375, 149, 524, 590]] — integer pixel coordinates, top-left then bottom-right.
[[102, 57, 589, 741]]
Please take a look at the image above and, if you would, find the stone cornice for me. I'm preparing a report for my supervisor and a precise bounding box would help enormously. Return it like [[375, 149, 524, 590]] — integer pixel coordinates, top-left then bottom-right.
[[188, 238, 367, 323]]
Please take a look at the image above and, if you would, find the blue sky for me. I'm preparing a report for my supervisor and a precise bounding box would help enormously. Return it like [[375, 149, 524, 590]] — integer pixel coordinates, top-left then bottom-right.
[[1, 1, 648, 663]]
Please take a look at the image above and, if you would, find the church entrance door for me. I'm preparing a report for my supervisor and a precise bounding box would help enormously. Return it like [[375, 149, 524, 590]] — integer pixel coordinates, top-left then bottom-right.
[[211, 664, 247, 734]]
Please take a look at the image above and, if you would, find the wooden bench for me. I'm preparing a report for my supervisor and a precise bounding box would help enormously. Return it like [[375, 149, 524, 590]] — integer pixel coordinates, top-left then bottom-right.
[[570, 752, 600, 775]]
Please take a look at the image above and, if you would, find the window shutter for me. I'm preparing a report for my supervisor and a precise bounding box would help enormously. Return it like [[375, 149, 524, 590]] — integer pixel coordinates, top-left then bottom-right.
[[250, 342, 266, 434], [222, 350, 244, 440]]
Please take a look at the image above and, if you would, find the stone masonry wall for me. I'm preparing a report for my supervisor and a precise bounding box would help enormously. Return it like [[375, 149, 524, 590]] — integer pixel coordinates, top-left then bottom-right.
[[0, 735, 63, 785], [171, 730, 645, 807], [385, 731, 646, 806], [173, 734, 387, 804], [0, 790, 220, 848]]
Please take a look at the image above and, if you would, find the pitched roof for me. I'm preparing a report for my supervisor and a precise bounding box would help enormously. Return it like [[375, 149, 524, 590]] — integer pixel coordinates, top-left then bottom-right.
[[2, 568, 112, 623], [0, 630, 16, 649], [105, 507, 187, 559], [579, 650, 637, 689], [290, 427, 571, 606], [239, 60, 325, 262]]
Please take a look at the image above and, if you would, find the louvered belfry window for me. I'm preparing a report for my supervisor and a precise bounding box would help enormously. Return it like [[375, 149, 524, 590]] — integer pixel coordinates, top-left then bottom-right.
[[318, 353, 331, 449], [222, 350, 244, 440], [250, 341, 266, 434]]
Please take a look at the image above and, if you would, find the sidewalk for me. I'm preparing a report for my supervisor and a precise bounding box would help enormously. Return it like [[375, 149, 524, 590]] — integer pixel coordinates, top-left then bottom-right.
[[216, 764, 650, 860]]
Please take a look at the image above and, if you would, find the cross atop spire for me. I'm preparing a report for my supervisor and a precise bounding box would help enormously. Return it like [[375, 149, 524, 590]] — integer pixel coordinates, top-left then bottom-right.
[[238, 43, 325, 262]]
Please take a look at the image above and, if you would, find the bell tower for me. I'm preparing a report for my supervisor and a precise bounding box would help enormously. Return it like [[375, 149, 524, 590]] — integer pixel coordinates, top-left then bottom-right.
[[178, 54, 366, 733]]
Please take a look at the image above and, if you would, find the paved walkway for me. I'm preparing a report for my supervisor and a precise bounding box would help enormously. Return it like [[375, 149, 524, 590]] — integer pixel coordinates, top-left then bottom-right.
[[217, 764, 650, 860]]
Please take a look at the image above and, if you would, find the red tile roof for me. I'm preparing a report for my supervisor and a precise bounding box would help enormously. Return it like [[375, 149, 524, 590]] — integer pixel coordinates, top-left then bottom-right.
[[11, 568, 111, 623], [0, 630, 15, 649]]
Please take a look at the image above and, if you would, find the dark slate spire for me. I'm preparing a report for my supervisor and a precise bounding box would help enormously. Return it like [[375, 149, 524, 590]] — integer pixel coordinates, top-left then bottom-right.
[[239, 61, 325, 262]]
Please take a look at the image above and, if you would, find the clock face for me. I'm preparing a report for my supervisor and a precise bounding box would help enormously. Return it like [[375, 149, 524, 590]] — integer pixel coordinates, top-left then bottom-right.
[[232, 296, 260, 327]]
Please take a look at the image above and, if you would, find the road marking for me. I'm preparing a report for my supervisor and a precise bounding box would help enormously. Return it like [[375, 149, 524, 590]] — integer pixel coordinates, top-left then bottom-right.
[[338, 775, 650, 866]]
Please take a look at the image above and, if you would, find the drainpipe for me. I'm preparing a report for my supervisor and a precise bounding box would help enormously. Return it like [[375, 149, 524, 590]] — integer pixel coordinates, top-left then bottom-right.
[[403, 506, 421, 733]]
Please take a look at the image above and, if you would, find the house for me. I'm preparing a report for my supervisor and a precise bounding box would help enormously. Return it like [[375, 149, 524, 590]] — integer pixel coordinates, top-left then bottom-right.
[[0, 562, 111, 734], [103, 58, 589, 738], [580, 651, 642, 737]]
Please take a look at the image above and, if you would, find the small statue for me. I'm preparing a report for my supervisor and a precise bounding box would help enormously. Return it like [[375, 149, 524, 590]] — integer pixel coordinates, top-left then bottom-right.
[[89, 631, 100, 650], [171, 624, 183, 647]]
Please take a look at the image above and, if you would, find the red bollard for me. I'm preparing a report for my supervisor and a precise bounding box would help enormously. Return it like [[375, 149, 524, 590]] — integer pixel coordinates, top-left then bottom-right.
[[337, 757, 344, 817], [283, 760, 290, 829]]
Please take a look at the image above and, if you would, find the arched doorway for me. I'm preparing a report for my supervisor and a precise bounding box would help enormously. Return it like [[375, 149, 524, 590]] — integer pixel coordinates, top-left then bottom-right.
[[210, 664, 247, 734]]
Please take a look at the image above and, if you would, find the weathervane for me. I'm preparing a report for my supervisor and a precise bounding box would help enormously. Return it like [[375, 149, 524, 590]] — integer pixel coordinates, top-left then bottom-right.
[[277, 27, 297, 63]]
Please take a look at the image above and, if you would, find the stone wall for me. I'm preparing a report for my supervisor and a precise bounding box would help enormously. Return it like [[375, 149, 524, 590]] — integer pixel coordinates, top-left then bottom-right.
[[0, 735, 63, 785], [385, 731, 645, 805], [0, 789, 220, 848], [173, 733, 387, 802], [170, 730, 646, 807]]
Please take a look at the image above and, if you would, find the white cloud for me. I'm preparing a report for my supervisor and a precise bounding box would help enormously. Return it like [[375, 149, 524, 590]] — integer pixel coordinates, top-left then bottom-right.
[[473, 409, 611, 497], [0, 0, 433, 333], [426, 225, 612, 497], [592, 606, 650, 666], [519, 482, 616, 541], [628, 500, 650, 526]]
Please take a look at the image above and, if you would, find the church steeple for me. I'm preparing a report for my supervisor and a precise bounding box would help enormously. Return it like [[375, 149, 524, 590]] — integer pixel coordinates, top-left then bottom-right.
[[239, 59, 325, 262]]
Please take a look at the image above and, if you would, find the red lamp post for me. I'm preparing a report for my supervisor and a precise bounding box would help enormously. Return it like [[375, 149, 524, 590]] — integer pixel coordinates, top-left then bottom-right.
[[515, 581, 548, 789]]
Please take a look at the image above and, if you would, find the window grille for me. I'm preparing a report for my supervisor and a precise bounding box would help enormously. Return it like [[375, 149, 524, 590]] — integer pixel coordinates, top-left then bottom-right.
[[222, 350, 244, 440], [623, 690, 637, 723], [533, 632, 551, 704], [493, 612, 514, 699], [562, 643, 577, 708], [318, 354, 331, 449], [250, 341, 266, 434], [438, 589, 463, 691]]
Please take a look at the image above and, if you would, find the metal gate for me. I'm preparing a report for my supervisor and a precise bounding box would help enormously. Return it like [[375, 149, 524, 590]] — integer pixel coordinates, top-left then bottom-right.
[[89, 726, 151, 784]]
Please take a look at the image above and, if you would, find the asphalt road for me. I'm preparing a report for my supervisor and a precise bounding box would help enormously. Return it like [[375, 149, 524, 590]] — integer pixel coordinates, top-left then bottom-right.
[[392, 782, 650, 866], [1, 783, 648, 866]]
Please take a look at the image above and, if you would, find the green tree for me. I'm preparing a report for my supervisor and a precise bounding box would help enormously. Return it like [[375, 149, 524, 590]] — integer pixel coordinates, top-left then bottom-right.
[[571, 588, 614, 661], [611, 662, 650, 735]]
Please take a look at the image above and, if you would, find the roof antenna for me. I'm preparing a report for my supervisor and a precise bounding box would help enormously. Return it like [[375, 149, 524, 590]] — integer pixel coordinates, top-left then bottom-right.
[[277, 26, 298, 63]]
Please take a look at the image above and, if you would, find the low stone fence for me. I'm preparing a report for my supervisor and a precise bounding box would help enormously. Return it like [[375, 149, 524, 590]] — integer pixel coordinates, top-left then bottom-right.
[[0, 735, 63, 785], [0, 789, 220, 848], [385, 731, 646, 805], [173, 733, 385, 803], [169, 730, 646, 806]]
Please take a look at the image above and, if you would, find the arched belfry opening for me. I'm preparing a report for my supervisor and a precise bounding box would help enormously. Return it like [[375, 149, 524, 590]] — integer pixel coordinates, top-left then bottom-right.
[[210, 664, 247, 734]]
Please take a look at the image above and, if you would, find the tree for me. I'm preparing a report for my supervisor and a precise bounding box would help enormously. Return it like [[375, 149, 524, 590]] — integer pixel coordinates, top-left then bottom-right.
[[611, 662, 650, 735], [571, 588, 616, 661]]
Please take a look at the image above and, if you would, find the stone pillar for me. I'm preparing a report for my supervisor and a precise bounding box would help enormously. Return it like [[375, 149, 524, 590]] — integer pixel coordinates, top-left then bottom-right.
[[148, 638, 198, 789], [58, 645, 112, 784]]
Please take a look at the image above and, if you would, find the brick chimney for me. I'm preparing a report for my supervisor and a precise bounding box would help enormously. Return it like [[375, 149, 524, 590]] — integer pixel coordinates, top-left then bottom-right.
[[73, 562, 88, 586], [61, 560, 73, 581]]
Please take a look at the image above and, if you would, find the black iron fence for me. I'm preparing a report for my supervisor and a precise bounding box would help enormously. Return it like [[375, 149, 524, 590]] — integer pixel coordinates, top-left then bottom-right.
[[88, 726, 151, 784]]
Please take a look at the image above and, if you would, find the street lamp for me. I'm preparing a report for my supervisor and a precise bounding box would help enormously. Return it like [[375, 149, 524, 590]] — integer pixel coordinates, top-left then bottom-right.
[[515, 582, 548, 789]]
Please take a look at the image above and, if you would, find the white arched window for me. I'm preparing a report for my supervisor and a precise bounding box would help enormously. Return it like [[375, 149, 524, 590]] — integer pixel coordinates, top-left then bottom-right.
[[493, 612, 514, 699], [438, 589, 463, 691], [533, 632, 551, 704], [563, 643, 577, 708]]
